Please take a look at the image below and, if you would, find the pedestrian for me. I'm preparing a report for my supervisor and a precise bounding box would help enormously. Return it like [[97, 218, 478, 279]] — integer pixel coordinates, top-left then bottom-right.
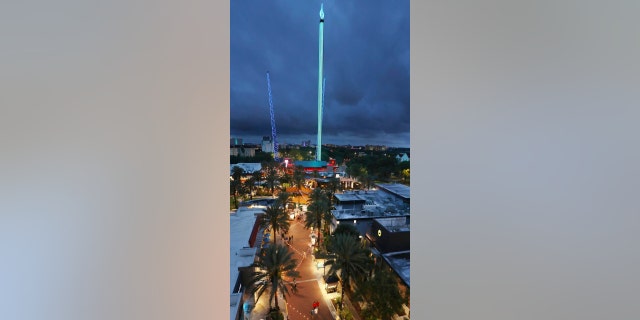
[[292, 278, 297, 289]]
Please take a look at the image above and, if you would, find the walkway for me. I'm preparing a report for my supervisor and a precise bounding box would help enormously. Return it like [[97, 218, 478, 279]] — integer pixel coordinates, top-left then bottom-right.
[[247, 215, 363, 320], [282, 218, 337, 320]]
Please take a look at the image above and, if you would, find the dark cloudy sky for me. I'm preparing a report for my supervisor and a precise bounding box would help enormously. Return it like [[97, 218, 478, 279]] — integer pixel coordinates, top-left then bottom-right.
[[231, 1, 410, 148]]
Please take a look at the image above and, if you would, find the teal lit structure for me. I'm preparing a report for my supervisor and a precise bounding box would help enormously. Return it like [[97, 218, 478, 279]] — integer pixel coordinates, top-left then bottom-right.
[[316, 3, 325, 162]]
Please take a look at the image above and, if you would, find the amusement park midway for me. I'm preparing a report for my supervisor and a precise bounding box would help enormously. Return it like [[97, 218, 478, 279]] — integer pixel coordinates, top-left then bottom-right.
[[231, 203, 363, 320]]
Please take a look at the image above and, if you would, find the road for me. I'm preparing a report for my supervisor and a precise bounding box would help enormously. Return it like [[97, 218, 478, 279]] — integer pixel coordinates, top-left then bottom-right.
[[282, 218, 337, 320]]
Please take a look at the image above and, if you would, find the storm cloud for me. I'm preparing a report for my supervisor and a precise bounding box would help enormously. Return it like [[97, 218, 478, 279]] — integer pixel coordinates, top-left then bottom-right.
[[231, 1, 410, 147]]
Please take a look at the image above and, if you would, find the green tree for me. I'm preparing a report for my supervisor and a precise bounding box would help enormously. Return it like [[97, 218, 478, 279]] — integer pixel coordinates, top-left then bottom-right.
[[333, 223, 360, 238], [249, 244, 300, 313], [325, 234, 373, 310], [345, 163, 363, 181], [325, 223, 360, 251], [401, 168, 410, 184], [293, 166, 306, 192], [305, 188, 331, 246], [252, 168, 263, 189], [230, 166, 245, 209], [362, 173, 375, 190], [278, 172, 292, 190], [263, 161, 279, 196], [276, 191, 291, 211], [261, 204, 290, 246], [244, 176, 256, 200], [354, 265, 408, 320], [374, 156, 398, 181], [346, 163, 373, 189], [327, 177, 341, 204]]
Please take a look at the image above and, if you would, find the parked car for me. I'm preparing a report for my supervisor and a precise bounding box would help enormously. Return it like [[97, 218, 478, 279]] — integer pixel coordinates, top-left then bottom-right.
[[325, 274, 339, 293]]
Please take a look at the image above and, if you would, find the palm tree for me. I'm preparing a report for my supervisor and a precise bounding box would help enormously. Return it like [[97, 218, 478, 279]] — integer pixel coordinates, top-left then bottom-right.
[[231, 165, 245, 182], [249, 244, 300, 313], [305, 188, 330, 245], [244, 176, 256, 200], [230, 166, 245, 209], [276, 191, 291, 211], [327, 177, 341, 205], [324, 223, 359, 252], [252, 169, 263, 193], [261, 204, 290, 245], [353, 264, 408, 320], [279, 172, 292, 190], [293, 165, 306, 192], [264, 161, 279, 196], [325, 234, 373, 310]]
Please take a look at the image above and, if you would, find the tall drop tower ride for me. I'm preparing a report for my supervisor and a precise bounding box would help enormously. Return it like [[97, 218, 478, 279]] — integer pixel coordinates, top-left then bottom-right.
[[316, 3, 325, 162], [266, 71, 278, 161]]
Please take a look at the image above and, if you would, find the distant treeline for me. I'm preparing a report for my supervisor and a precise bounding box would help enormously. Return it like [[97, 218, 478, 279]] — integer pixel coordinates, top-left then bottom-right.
[[230, 151, 274, 164]]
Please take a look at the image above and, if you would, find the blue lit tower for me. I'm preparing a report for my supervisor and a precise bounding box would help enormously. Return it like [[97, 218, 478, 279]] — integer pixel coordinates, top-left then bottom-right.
[[316, 3, 325, 162], [266, 71, 279, 161]]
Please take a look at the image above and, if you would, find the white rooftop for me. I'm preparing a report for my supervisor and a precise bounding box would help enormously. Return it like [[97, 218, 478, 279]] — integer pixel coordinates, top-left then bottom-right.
[[230, 207, 264, 320], [230, 207, 264, 281]]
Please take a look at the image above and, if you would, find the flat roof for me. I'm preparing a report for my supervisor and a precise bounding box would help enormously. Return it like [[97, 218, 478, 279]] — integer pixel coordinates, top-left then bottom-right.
[[383, 251, 410, 287], [375, 183, 410, 200], [332, 189, 410, 220], [230, 207, 263, 291], [376, 216, 410, 232], [334, 193, 365, 202], [230, 207, 264, 320]]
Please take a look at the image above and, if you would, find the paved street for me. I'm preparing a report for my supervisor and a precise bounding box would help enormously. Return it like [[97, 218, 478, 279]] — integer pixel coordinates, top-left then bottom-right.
[[282, 218, 338, 320], [247, 210, 365, 320]]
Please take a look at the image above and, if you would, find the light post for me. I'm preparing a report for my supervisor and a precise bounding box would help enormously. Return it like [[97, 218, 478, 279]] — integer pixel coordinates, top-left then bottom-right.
[[316, 259, 326, 276]]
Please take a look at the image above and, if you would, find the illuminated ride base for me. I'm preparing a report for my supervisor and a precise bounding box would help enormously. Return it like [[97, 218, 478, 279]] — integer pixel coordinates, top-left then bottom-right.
[[281, 159, 337, 174]]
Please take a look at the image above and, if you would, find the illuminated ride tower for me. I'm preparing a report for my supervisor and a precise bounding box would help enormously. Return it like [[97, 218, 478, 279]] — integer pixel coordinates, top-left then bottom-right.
[[316, 3, 325, 162], [266, 71, 279, 161]]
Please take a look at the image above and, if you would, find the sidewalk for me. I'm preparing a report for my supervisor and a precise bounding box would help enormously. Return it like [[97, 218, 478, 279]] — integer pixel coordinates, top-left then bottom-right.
[[246, 279, 289, 320]]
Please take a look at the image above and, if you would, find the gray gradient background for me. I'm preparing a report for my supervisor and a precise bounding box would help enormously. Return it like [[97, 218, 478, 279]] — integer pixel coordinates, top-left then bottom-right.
[[1, 1, 639, 319]]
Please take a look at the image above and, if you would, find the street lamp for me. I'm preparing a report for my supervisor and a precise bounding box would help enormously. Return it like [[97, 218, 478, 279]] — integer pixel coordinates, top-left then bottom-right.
[[316, 260, 326, 276]]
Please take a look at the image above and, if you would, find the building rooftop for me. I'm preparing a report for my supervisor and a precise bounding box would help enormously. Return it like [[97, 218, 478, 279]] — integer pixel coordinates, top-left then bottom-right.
[[230, 207, 263, 290], [376, 216, 410, 232], [332, 189, 410, 220], [230, 207, 263, 320], [293, 160, 327, 168], [334, 193, 365, 202], [383, 251, 410, 287], [375, 183, 410, 200]]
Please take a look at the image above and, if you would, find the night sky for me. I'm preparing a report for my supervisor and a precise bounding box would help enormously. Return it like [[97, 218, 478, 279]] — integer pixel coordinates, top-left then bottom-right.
[[231, 1, 410, 148]]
